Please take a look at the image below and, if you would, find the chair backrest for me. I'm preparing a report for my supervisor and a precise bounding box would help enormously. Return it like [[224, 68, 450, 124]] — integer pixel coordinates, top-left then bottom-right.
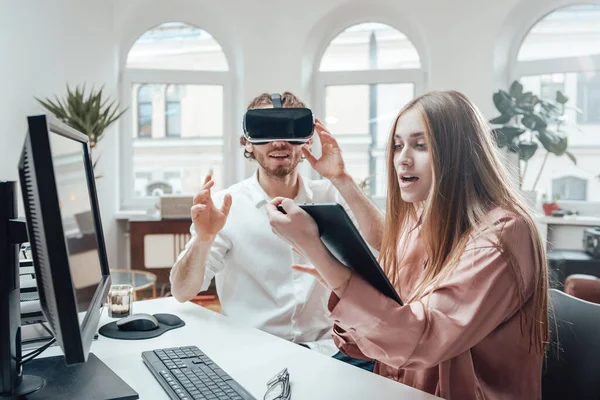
[[543, 289, 600, 400]]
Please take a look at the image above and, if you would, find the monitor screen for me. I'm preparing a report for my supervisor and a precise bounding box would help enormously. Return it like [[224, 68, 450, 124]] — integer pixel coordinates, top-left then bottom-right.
[[19, 114, 112, 366], [48, 131, 103, 320]]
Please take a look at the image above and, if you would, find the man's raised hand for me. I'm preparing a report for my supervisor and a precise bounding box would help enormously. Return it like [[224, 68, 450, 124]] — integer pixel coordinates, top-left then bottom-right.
[[190, 176, 232, 241], [303, 118, 348, 181]]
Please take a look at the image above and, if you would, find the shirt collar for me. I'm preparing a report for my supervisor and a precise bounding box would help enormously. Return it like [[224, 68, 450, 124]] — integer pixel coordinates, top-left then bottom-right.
[[247, 169, 314, 209]]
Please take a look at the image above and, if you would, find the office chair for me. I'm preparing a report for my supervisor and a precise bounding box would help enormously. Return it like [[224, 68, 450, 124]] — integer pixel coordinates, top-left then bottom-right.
[[542, 289, 600, 400], [564, 274, 600, 304]]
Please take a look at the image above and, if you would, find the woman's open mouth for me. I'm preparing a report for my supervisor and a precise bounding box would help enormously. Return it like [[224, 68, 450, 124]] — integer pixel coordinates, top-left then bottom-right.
[[399, 175, 419, 189]]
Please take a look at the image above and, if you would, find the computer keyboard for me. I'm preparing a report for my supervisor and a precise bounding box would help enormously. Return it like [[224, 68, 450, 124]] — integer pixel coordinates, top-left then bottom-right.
[[142, 346, 256, 400]]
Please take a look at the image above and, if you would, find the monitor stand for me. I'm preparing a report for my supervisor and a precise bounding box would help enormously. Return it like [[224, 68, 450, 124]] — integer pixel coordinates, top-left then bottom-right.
[[1, 375, 45, 398], [19, 353, 138, 400]]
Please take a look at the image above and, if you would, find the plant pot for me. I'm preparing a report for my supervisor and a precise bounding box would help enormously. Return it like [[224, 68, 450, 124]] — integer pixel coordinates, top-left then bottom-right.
[[542, 202, 559, 216]]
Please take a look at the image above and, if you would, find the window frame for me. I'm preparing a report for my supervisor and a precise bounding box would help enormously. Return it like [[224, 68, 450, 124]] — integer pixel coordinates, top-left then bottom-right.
[[551, 175, 588, 201], [313, 27, 426, 197], [136, 84, 153, 138], [508, 6, 600, 205], [165, 84, 182, 138], [120, 67, 234, 211]]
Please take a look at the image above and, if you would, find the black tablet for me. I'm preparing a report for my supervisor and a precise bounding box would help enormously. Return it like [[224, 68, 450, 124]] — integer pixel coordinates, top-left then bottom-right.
[[299, 203, 403, 305]]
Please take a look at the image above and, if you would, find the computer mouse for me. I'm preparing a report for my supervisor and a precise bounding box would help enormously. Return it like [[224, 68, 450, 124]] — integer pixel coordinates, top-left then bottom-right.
[[116, 313, 159, 331]]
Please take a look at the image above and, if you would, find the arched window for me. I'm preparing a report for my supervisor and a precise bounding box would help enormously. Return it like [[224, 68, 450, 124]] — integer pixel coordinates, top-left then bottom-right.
[[137, 84, 153, 137], [552, 175, 588, 201], [316, 22, 423, 198], [514, 5, 600, 201], [165, 84, 181, 137], [121, 22, 231, 208]]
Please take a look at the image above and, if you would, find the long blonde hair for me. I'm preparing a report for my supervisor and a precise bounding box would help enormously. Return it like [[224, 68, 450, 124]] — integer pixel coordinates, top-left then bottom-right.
[[379, 90, 548, 353]]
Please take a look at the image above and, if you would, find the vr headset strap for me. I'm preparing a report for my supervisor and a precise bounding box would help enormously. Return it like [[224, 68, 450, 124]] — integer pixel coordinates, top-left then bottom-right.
[[271, 93, 283, 108]]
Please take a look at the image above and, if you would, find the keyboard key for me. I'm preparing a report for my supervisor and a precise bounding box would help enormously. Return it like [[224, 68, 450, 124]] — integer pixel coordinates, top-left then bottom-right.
[[213, 368, 230, 379]]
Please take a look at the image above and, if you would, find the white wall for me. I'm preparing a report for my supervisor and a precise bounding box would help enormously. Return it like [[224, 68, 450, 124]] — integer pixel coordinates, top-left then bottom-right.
[[0, 0, 120, 270], [2, 0, 598, 269]]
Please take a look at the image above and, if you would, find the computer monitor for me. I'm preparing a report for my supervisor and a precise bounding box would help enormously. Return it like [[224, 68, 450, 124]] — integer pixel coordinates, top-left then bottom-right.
[[0, 114, 137, 399], [19, 113, 111, 364]]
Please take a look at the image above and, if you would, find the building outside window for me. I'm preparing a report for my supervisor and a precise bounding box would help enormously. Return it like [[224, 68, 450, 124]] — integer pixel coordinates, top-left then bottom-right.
[[552, 176, 588, 201], [165, 84, 182, 137], [315, 22, 424, 197], [514, 5, 600, 202], [121, 22, 232, 210]]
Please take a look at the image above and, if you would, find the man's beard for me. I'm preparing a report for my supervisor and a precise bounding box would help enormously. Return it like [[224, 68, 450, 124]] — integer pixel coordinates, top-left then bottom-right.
[[254, 151, 301, 178]]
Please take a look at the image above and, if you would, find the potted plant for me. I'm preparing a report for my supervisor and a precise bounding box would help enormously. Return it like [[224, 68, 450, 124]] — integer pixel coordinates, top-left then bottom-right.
[[36, 84, 127, 177], [541, 193, 560, 216], [489, 80, 579, 203]]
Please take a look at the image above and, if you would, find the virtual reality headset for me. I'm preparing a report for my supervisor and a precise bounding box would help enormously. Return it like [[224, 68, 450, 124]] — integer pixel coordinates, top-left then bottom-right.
[[242, 93, 315, 145]]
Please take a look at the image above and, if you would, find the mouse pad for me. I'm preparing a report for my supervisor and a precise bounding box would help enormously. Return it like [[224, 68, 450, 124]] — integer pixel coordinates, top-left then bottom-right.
[[99, 313, 185, 340]]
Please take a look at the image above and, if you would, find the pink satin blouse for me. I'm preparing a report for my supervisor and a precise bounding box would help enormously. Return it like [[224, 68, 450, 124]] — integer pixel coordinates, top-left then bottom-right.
[[328, 209, 543, 400]]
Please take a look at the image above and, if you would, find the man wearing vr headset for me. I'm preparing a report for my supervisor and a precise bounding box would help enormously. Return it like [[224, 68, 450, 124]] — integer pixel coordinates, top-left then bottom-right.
[[170, 92, 374, 372]]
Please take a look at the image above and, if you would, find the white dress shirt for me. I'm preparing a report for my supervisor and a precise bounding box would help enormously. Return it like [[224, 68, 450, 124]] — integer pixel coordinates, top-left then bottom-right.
[[174, 172, 352, 356]]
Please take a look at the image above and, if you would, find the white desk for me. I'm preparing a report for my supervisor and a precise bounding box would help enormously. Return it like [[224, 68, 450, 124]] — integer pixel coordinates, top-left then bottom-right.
[[40, 297, 440, 400], [535, 215, 600, 251]]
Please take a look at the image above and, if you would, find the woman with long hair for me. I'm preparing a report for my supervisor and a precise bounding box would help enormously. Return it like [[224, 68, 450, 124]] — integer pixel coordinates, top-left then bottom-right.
[[266, 90, 549, 399]]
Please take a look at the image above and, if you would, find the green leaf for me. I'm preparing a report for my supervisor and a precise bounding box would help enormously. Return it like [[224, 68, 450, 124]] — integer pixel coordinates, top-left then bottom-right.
[[538, 100, 561, 116], [491, 129, 507, 148], [556, 90, 569, 105], [507, 143, 520, 153], [565, 151, 577, 165], [490, 114, 512, 124], [492, 90, 515, 115], [492, 125, 525, 148], [92, 153, 102, 170], [34, 84, 127, 164], [516, 92, 537, 113], [515, 140, 538, 161], [536, 130, 568, 156], [509, 81, 524, 98], [521, 113, 547, 131]]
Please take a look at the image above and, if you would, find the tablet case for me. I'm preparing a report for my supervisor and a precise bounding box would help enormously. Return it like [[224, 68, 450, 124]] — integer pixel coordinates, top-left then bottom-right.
[[299, 203, 403, 305]]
